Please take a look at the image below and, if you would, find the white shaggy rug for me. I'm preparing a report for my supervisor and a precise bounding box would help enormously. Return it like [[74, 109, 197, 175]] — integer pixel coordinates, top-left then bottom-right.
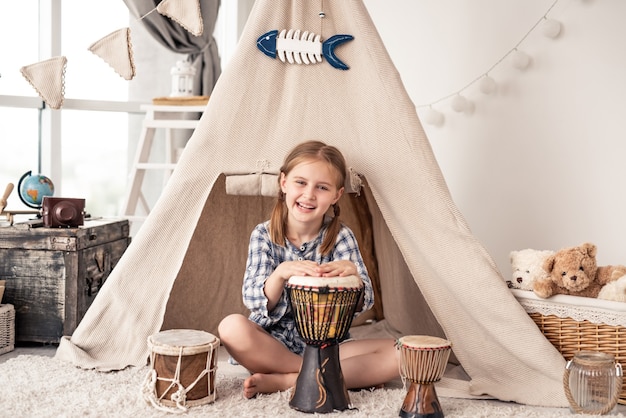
[[1, 355, 625, 417]]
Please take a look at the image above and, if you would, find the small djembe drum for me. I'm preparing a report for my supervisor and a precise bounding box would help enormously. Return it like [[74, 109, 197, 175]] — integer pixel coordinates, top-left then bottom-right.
[[397, 335, 452, 418], [142, 329, 219, 412], [286, 275, 363, 413]]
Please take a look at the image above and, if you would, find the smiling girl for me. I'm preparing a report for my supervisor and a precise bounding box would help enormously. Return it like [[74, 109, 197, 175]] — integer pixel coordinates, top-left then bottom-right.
[[218, 140, 398, 399]]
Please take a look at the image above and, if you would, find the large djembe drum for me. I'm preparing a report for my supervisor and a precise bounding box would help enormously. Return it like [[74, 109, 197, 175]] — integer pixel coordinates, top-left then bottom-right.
[[286, 275, 363, 413], [142, 329, 219, 412], [396, 335, 452, 418]]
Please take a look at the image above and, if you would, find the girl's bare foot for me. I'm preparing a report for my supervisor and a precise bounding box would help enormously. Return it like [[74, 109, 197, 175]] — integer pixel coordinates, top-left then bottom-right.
[[243, 372, 298, 399]]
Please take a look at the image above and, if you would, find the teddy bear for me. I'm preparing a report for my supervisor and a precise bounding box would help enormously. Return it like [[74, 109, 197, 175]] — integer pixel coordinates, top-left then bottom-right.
[[508, 249, 555, 291], [533, 242, 626, 298], [598, 275, 626, 302]]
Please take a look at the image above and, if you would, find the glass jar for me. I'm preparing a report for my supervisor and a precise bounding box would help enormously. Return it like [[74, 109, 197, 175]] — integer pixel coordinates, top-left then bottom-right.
[[564, 351, 623, 415]]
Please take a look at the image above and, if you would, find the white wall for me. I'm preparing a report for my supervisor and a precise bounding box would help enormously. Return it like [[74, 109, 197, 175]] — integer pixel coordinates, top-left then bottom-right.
[[362, 0, 626, 277]]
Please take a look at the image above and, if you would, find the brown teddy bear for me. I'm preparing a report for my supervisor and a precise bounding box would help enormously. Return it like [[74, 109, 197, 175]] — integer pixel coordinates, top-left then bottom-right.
[[532, 242, 626, 298]]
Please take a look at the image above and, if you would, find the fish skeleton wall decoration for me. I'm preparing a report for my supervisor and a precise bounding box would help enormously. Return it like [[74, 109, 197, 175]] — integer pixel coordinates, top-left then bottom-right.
[[257, 29, 354, 70]]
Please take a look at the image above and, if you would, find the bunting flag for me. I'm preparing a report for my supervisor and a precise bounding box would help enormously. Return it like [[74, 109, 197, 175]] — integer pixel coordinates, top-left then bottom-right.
[[20, 56, 67, 109], [157, 0, 203, 37], [17, 0, 202, 91], [88, 28, 136, 81]]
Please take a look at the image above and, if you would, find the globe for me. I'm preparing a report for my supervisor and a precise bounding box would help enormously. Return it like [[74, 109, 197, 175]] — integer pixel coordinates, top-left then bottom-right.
[[18, 171, 55, 209]]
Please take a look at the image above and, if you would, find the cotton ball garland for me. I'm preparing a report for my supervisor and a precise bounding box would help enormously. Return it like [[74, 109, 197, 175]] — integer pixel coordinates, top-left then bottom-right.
[[479, 76, 497, 95], [423, 108, 444, 126], [511, 50, 531, 70], [542, 19, 561, 38], [451, 94, 469, 113]]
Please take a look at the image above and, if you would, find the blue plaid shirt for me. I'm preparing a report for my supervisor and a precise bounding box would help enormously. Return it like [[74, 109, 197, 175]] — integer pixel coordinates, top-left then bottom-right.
[[242, 218, 373, 355]]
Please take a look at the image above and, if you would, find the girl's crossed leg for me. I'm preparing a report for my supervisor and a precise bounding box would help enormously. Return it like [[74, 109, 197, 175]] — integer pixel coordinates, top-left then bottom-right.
[[218, 313, 399, 398]]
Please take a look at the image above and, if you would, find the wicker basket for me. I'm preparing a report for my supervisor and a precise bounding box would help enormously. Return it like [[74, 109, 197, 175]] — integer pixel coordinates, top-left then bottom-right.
[[512, 289, 626, 404], [0, 304, 15, 355]]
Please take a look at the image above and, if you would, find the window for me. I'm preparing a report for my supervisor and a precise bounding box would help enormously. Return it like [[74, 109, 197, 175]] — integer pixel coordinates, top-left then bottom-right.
[[0, 108, 40, 188], [0, 2, 40, 206], [1, 1, 247, 227], [0, 2, 39, 97], [0, 1, 139, 219], [61, 110, 129, 216], [61, 0, 130, 101]]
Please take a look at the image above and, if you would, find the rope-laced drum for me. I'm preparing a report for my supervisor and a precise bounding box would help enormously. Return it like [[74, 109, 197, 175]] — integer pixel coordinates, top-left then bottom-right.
[[142, 329, 219, 413], [396, 335, 452, 418], [286, 275, 363, 413]]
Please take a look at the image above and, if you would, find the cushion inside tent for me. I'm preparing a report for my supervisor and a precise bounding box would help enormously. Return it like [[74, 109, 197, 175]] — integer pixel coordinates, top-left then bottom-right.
[[55, 0, 570, 407]]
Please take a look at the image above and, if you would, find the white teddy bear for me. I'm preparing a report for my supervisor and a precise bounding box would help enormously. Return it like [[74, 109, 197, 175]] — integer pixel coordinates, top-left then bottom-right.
[[598, 275, 626, 302], [509, 249, 555, 291]]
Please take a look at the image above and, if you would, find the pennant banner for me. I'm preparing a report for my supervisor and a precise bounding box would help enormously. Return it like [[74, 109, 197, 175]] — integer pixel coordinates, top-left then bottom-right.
[[17, 0, 203, 89], [157, 0, 203, 37], [20, 56, 67, 109], [89, 28, 136, 81]]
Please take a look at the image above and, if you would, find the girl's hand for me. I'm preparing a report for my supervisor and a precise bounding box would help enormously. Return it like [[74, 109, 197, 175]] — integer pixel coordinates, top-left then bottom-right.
[[274, 260, 323, 281], [265, 260, 322, 311], [315, 260, 358, 277]]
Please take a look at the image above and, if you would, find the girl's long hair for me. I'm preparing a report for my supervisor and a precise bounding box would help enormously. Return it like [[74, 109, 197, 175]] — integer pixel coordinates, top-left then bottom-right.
[[269, 140, 346, 256]]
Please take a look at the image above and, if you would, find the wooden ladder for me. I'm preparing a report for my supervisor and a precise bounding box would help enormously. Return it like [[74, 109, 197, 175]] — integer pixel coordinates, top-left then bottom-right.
[[120, 104, 205, 223]]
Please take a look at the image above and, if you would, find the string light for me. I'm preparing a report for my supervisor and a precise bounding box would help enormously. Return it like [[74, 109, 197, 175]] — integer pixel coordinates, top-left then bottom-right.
[[419, 0, 562, 126], [451, 94, 469, 112], [542, 18, 562, 38], [511, 49, 531, 70], [479, 75, 497, 95], [423, 107, 444, 126]]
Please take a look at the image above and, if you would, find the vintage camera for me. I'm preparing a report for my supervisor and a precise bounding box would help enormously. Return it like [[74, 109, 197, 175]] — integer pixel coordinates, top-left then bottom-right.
[[42, 197, 85, 228]]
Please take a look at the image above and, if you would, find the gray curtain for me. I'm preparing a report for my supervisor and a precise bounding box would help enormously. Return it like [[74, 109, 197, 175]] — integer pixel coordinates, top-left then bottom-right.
[[123, 0, 221, 95]]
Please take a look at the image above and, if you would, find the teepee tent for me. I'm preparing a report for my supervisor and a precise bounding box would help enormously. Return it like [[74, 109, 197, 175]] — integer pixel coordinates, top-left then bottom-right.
[[56, 0, 568, 407]]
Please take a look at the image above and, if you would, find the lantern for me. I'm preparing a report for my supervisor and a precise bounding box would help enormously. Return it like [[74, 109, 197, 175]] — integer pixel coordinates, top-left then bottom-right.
[[170, 60, 196, 97]]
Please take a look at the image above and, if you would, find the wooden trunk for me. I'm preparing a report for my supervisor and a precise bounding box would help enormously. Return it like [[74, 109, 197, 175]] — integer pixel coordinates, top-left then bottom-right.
[[0, 218, 130, 343]]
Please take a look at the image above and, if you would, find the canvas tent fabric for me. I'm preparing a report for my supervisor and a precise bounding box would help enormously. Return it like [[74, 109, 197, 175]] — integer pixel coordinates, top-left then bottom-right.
[[55, 0, 568, 407]]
